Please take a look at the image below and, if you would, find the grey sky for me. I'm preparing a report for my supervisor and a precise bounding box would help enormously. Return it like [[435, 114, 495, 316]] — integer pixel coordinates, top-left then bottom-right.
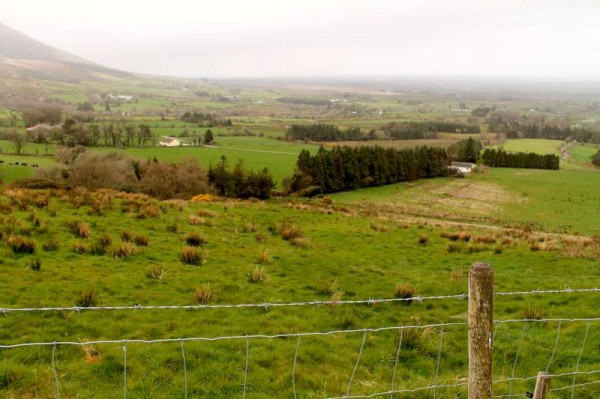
[[1, 0, 599, 78]]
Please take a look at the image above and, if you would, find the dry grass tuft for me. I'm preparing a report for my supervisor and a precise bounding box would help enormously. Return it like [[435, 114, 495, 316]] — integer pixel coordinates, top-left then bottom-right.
[[180, 247, 207, 265], [394, 283, 416, 304], [145, 265, 164, 280], [257, 249, 273, 265], [370, 223, 390, 233], [113, 243, 136, 259], [194, 284, 212, 304], [75, 289, 98, 307], [249, 266, 268, 283], [185, 232, 205, 246]]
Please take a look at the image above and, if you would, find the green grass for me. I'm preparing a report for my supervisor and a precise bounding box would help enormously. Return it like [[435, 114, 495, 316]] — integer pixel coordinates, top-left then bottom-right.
[[498, 139, 563, 155], [92, 137, 319, 185], [0, 189, 598, 397], [331, 167, 600, 235], [571, 144, 599, 163]]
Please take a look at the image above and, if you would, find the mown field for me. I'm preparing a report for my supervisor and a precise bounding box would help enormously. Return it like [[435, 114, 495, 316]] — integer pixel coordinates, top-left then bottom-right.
[[0, 171, 599, 397]]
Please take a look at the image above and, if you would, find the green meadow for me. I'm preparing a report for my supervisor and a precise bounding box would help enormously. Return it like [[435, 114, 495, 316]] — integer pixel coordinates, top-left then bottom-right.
[[0, 187, 598, 398]]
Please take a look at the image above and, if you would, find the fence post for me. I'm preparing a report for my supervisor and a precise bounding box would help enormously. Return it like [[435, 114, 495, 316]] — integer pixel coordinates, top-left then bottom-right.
[[532, 371, 551, 399], [469, 262, 494, 399]]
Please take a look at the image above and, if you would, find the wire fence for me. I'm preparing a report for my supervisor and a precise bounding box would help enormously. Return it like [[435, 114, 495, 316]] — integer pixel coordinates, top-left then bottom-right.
[[1, 286, 599, 398]]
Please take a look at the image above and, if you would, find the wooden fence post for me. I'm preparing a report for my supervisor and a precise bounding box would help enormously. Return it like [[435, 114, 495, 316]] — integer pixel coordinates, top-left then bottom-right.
[[532, 371, 551, 399], [469, 262, 494, 399]]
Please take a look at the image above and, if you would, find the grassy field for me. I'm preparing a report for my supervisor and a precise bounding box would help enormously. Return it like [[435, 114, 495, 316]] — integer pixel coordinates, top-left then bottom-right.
[[498, 138, 563, 155], [0, 188, 598, 397]]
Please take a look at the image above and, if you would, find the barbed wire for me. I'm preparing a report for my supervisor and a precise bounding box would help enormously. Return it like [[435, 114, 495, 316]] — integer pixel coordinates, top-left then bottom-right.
[[324, 382, 468, 399], [0, 322, 467, 350], [0, 287, 597, 315]]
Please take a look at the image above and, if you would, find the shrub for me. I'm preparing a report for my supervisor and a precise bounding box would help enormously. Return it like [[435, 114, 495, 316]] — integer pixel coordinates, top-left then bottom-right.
[[133, 234, 149, 246], [193, 284, 212, 304], [145, 265, 164, 280], [185, 232, 205, 246], [7, 236, 36, 254], [27, 258, 41, 271], [75, 289, 98, 307], [42, 238, 60, 252], [249, 266, 267, 283], [394, 283, 416, 305], [180, 247, 206, 265], [113, 243, 135, 259]]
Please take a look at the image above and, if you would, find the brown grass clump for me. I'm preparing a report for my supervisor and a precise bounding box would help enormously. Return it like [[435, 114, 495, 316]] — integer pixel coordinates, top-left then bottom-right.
[[42, 238, 60, 252], [418, 235, 429, 245], [113, 243, 136, 259], [447, 243, 461, 253], [523, 306, 543, 320], [145, 265, 164, 280], [257, 249, 273, 265], [249, 266, 268, 283], [72, 242, 88, 254], [139, 204, 160, 218], [133, 234, 149, 246], [320, 280, 339, 296], [473, 234, 496, 244], [370, 223, 390, 233], [194, 284, 212, 304], [75, 289, 98, 307], [290, 236, 311, 248], [121, 231, 134, 242], [329, 290, 343, 308], [279, 223, 303, 241], [449, 268, 468, 281], [66, 220, 91, 239], [196, 208, 218, 218], [561, 236, 600, 260], [494, 245, 504, 254], [394, 283, 416, 305], [397, 328, 422, 349], [180, 247, 207, 265], [185, 232, 205, 246], [7, 236, 36, 254], [83, 345, 101, 364], [188, 215, 205, 226], [26, 258, 41, 271]]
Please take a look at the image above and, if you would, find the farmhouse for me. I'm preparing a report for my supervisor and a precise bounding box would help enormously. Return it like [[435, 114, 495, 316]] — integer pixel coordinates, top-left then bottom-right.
[[158, 136, 181, 147], [450, 161, 476, 173]]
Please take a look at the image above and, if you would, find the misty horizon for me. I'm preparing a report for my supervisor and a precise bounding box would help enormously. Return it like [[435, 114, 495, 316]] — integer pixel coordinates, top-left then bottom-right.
[[1, 0, 600, 80]]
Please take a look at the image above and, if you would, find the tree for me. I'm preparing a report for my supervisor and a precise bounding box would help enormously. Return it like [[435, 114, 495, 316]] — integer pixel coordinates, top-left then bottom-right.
[[204, 129, 214, 145], [7, 129, 26, 155], [592, 149, 600, 167]]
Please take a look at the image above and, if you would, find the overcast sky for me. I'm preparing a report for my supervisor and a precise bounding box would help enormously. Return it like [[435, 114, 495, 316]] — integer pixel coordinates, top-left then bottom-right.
[[1, 0, 599, 79]]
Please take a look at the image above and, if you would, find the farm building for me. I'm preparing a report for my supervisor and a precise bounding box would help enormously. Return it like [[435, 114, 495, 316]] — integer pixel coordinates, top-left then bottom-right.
[[158, 136, 181, 147], [450, 161, 476, 173]]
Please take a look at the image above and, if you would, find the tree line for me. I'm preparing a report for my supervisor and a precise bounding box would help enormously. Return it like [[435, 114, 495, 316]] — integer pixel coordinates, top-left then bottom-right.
[[208, 157, 275, 200], [284, 122, 481, 142], [285, 124, 363, 141], [487, 117, 600, 143], [181, 111, 232, 127], [382, 121, 481, 140], [33, 149, 276, 200], [480, 149, 560, 170], [284, 146, 451, 195]]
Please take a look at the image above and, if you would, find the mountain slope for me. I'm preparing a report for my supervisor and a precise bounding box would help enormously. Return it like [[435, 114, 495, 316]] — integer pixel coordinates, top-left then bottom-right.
[[0, 21, 95, 65]]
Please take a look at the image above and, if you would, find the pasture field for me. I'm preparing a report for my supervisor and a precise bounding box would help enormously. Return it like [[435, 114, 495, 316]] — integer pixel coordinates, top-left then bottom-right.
[[93, 137, 320, 185], [0, 188, 598, 398], [331, 167, 600, 236], [497, 138, 563, 155], [570, 144, 599, 163]]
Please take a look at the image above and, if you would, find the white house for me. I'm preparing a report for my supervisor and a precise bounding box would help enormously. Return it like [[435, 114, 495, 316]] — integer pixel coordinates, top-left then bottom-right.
[[158, 137, 181, 147], [450, 162, 476, 174]]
